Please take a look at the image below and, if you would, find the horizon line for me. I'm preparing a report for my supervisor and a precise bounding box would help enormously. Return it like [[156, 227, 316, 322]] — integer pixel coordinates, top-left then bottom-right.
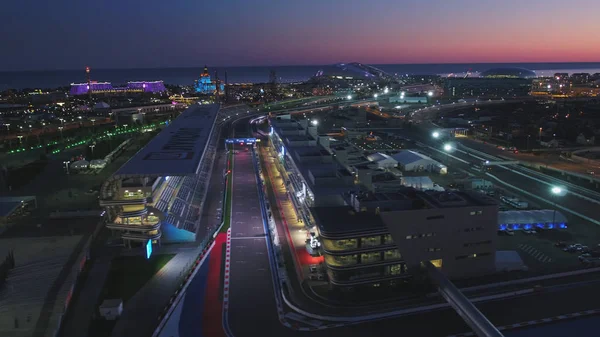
[[3, 61, 600, 73]]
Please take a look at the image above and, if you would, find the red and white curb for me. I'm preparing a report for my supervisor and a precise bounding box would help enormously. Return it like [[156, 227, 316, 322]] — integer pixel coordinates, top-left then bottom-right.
[[223, 228, 232, 310], [447, 308, 600, 337]]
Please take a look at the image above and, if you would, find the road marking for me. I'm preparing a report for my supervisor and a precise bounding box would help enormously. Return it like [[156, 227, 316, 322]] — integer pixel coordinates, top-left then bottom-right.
[[231, 236, 266, 240]]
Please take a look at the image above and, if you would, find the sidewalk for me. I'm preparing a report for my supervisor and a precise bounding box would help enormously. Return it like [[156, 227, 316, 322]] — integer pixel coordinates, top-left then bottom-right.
[[110, 248, 202, 337]]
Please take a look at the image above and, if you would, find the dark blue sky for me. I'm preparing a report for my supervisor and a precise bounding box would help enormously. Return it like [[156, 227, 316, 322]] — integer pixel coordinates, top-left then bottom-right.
[[1, 0, 599, 71]]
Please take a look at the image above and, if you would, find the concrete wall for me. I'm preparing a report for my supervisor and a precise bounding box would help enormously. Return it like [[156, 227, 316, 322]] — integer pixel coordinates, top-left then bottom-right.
[[381, 204, 498, 279]]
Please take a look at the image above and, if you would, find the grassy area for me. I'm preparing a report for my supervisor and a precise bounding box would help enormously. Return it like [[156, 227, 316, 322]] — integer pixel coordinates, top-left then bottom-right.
[[88, 254, 174, 337], [219, 151, 234, 233], [101, 254, 175, 302]]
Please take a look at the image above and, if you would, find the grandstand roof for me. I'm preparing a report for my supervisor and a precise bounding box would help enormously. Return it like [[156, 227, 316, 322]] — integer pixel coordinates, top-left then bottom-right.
[[115, 104, 220, 177]]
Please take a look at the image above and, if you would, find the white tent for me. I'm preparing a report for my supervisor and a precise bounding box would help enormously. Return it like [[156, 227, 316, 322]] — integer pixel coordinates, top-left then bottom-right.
[[366, 153, 397, 169], [391, 150, 439, 172], [90, 159, 107, 169], [70, 160, 89, 170], [401, 176, 434, 190]]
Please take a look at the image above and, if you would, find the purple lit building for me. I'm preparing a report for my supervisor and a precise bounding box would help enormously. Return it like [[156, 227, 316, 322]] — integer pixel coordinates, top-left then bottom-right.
[[69, 81, 166, 95]]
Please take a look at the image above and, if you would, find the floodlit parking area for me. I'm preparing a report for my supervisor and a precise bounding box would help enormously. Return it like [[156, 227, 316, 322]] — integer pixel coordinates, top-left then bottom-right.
[[495, 213, 600, 273]]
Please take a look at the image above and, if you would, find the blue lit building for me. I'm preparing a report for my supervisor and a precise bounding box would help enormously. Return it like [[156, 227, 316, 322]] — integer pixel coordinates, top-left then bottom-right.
[[195, 66, 225, 94]]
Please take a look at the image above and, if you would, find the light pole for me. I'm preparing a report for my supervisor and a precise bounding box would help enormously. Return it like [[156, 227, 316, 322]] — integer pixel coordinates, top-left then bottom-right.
[[90, 143, 96, 156], [64, 161, 70, 175], [550, 186, 566, 227], [527, 135, 531, 151], [4, 124, 9, 134], [58, 126, 64, 141], [443, 143, 452, 164], [17, 135, 23, 145]]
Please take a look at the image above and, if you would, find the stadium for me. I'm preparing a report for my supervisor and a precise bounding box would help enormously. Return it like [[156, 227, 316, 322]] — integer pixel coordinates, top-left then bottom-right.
[[479, 67, 537, 79], [100, 103, 221, 247], [312, 62, 392, 82]]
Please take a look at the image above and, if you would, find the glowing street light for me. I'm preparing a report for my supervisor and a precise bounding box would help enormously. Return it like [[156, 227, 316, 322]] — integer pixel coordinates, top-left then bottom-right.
[[443, 144, 452, 152], [311, 120, 318, 126], [550, 186, 567, 227], [347, 95, 352, 100], [383, 87, 389, 94], [428, 91, 434, 97], [373, 93, 378, 98], [432, 131, 440, 139]]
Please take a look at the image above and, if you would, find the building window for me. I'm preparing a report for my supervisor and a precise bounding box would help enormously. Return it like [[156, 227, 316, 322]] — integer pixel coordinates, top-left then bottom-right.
[[464, 240, 492, 248], [360, 252, 382, 264], [324, 254, 358, 266], [383, 234, 394, 245], [361, 236, 381, 248], [389, 264, 402, 275], [384, 250, 402, 260], [430, 259, 443, 268], [321, 238, 358, 251], [464, 226, 484, 232], [406, 235, 413, 240]]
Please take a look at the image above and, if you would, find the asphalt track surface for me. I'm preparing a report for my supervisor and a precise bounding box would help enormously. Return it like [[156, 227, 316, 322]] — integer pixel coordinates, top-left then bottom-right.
[[219, 148, 600, 337]]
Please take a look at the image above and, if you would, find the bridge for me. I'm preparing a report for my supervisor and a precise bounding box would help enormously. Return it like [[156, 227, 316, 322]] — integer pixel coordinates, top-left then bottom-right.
[[425, 261, 504, 337]]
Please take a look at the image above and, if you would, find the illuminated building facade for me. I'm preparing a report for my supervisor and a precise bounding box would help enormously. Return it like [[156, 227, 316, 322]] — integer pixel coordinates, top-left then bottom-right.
[[195, 66, 225, 94], [70, 81, 166, 95]]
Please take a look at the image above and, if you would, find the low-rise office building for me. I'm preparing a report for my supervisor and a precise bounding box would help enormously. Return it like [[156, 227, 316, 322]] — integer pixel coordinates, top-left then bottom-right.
[[315, 189, 498, 290], [268, 115, 355, 226]]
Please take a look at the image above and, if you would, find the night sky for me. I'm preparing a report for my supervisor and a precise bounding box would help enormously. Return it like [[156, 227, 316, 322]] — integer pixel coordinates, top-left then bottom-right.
[[1, 0, 599, 71]]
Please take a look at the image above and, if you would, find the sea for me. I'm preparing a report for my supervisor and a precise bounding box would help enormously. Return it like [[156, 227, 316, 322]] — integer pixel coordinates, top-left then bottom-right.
[[1, 62, 600, 91]]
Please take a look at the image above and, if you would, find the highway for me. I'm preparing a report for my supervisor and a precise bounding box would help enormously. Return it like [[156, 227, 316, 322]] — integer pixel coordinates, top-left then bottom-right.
[[392, 125, 600, 230]]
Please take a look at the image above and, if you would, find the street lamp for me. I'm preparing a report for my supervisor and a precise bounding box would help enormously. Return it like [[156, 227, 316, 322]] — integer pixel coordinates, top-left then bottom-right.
[[432, 131, 440, 139], [373, 94, 378, 98], [550, 186, 567, 228], [58, 126, 64, 141], [347, 95, 352, 100], [4, 124, 9, 133], [443, 143, 452, 164], [64, 161, 70, 175], [311, 120, 318, 126]]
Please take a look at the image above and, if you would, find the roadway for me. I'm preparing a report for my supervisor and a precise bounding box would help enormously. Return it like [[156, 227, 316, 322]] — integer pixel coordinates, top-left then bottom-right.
[[393, 126, 600, 229]]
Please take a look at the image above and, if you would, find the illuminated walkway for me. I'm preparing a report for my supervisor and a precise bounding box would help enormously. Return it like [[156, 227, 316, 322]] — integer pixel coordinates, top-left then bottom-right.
[[260, 147, 323, 281]]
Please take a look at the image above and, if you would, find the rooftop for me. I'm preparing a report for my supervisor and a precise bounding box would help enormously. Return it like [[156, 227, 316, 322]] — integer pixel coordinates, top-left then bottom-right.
[[312, 206, 387, 236], [114, 104, 219, 177]]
